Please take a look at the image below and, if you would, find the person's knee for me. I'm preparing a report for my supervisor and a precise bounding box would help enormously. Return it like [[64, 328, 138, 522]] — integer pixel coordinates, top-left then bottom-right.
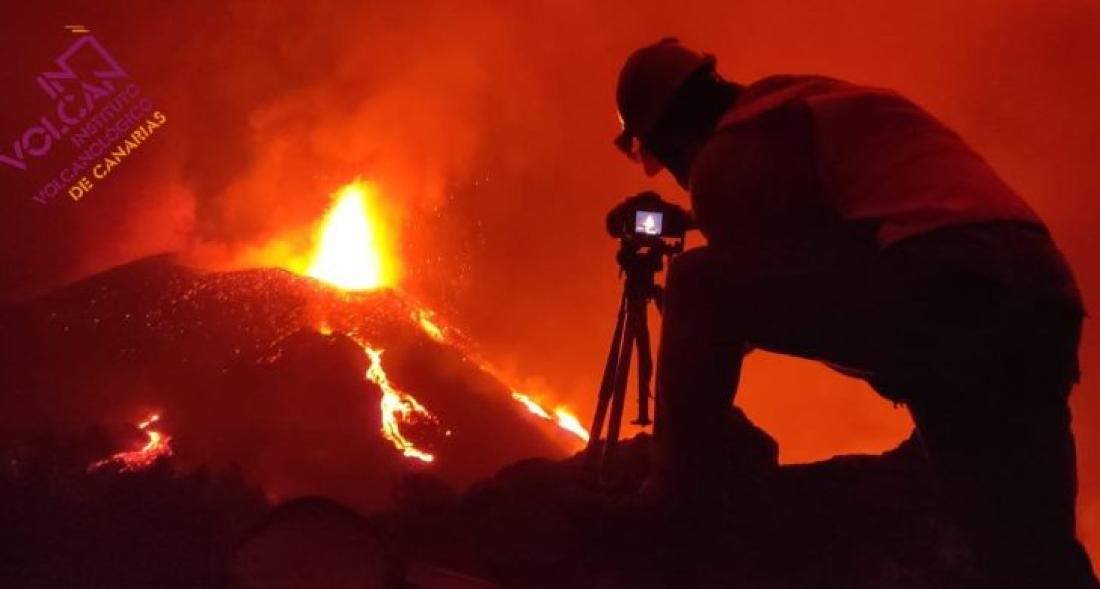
[[665, 247, 717, 297], [660, 247, 726, 342]]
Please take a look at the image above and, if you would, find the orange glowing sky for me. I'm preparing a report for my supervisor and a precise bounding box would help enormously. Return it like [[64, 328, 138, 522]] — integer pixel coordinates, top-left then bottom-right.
[[1, 0, 1098, 563]]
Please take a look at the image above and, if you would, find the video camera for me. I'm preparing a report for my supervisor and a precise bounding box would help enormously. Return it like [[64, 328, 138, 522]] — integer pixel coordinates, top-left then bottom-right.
[[605, 191, 692, 248]]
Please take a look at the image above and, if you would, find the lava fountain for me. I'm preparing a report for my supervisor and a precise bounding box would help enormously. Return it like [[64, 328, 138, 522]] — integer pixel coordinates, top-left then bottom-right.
[[305, 182, 397, 290]]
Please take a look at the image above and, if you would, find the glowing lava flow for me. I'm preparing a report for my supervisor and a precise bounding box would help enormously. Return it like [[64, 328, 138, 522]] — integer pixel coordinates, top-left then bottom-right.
[[553, 408, 590, 442], [413, 308, 446, 343], [362, 346, 436, 463], [511, 392, 590, 443], [413, 310, 590, 445], [89, 413, 173, 472], [511, 392, 552, 420], [410, 306, 590, 444]]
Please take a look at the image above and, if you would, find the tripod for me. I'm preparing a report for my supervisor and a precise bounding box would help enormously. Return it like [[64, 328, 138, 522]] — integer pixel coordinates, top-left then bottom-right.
[[585, 238, 680, 474]]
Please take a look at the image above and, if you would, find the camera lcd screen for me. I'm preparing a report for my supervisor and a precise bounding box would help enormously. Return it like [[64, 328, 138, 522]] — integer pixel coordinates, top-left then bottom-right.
[[634, 211, 663, 236]]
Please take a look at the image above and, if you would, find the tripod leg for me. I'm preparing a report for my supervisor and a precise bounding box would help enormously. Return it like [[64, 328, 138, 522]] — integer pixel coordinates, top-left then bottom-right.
[[632, 298, 653, 427], [585, 291, 628, 460], [604, 303, 636, 464]]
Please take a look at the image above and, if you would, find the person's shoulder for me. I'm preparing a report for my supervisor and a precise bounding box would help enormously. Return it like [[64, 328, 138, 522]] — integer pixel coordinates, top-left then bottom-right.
[[691, 79, 825, 190], [690, 111, 785, 192], [741, 74, 859, 100], [742, 74, 847, 95], [716, 75, 849, 131]]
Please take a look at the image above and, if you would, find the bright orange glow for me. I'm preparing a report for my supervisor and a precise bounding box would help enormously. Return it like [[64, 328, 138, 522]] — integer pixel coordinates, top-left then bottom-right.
[[407, 304, 589, 445], [89, 412, 173, 472], [414, 308, 446, 343], [303, 180, 399, 291], [512, 391, 552, 420], [511, 391, 589, 443], [363, 345, 436, 463], [553, 407, 590, 442]]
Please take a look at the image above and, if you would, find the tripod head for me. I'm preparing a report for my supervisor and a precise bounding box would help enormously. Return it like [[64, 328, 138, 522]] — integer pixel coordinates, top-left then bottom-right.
[[616, 236, 679, 309]]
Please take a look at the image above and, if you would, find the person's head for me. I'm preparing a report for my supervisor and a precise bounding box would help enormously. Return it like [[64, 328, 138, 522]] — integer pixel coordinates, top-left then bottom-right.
[[615, 38, 740, 188]]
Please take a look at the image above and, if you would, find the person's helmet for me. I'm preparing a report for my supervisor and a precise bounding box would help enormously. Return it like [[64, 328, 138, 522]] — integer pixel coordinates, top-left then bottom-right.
[[614, 38, 716, 161]]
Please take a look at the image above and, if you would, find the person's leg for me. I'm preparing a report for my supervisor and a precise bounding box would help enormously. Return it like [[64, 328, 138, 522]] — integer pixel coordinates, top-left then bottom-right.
[[884, 223, 1096, 587], [651, 243, 889, 497], [907, 383, 1096, 588], [651, 248, 745, 498]]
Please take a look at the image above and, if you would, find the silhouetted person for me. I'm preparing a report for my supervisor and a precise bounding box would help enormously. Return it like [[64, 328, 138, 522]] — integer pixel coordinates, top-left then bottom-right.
[[615, 38, 1096, 588]]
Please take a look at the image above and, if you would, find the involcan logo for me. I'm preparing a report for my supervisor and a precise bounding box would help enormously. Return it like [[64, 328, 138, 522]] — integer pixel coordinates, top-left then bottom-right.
[[3, 30, 168, 204]]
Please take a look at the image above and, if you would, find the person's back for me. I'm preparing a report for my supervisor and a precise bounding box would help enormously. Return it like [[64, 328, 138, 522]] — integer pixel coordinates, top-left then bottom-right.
[[692, 74, 1041, 248]]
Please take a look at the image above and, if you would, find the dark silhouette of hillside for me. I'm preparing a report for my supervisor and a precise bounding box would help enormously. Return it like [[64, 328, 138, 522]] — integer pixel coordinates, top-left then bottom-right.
[[0, 254, 572, 513]]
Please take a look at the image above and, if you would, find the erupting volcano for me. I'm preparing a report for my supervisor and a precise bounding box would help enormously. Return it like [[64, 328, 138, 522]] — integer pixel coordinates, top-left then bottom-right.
[[279, 180, 440, 463], [0, 178, 587, 511], [269, 179, 588, 465]]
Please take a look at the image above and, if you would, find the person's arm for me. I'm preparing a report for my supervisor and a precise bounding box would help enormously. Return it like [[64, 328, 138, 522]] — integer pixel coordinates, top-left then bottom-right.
[[649, 101, 821, 499]]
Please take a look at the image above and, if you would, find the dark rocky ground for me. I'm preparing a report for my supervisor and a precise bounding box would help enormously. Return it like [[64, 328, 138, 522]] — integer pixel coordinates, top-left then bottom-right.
[[371, 410, 980, 589], [0, 409, 980, 588]]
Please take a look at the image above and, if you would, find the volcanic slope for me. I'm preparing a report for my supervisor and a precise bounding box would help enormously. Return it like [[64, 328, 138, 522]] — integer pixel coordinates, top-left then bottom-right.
[[0, 253, 571, 510]]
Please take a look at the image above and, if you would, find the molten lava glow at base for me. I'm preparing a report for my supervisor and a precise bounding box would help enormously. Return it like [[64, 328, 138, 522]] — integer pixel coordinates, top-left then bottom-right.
[[88, 413, 173, 472], [363, 345, 437, 463]]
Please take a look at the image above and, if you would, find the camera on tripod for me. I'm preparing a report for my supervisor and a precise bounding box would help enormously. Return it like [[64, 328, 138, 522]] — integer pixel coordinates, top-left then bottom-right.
[[586, 191, 695, 477]]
